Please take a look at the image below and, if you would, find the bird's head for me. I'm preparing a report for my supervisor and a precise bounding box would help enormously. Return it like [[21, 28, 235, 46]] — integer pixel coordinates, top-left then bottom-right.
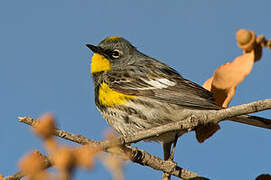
[[86, 36, 136, 74]]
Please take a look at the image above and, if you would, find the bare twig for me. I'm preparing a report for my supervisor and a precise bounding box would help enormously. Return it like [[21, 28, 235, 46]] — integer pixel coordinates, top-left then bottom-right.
[[2, 172, 24, 180], [17, 117, 206, 179], [18, 99, 271, 150], [6, 98, 271, 180], [2, 151, 51, 180]]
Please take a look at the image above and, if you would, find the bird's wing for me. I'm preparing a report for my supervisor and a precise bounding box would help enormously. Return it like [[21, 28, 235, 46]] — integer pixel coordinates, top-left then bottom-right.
[[104, 64, 220, 110]]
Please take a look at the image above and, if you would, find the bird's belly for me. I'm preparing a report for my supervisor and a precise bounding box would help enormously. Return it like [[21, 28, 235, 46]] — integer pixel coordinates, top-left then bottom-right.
[[97, 97, 194, 142]]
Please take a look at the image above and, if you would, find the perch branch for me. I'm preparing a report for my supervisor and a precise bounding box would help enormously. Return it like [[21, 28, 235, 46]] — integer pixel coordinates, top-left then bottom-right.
[[17, 117, 206, 180], [18, 99, 271, 149], [4, 98, 271, 180]]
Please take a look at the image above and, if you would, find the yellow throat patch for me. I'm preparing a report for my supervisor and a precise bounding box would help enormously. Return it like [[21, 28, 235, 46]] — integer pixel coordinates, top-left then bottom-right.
[[98, 82, 135, 106], [91, 53, 111, 74]]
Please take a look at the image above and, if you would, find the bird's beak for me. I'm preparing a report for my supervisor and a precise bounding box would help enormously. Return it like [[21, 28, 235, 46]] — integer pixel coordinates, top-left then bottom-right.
[[86, 44, 100, 53], [86, 44, 108, 58]]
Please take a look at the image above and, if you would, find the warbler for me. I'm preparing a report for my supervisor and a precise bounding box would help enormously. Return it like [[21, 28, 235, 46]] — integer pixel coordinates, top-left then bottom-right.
[[86, 36, 271, 177]]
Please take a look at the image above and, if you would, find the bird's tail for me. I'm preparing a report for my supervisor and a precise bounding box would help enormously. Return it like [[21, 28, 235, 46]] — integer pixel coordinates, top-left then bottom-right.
[[229, 115, 271, 129], [195, 114, 271, 143]]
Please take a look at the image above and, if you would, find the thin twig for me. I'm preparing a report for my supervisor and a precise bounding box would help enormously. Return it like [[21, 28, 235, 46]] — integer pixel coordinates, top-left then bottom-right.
[[6, 98, 271, 180], [18, 99, 271, 150], [2, 172, 24, 180], [17, 117, 206, 179], [2, 151, 51, 180]]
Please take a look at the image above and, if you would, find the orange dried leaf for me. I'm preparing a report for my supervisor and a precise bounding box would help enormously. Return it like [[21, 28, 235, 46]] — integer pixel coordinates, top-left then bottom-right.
[[236, 29, 256, 52], [104, 130, 130, 159], [19, 150, 48, 178], [203, 29, 264, 108], [29, 171, 48, 180], [202, 77, 213, 92], [33, 113, 56, 139], [74, 145, 99, 169], [213, 52, 254, 88], [203, 51, 255, 108], [104, 131, 117, 140], [44, 137, 58, 154], [53, 147, 75, 170]]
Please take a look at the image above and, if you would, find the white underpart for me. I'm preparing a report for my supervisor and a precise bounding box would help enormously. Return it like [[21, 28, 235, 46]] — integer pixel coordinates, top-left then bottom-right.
[[139, 78, 176, 89]]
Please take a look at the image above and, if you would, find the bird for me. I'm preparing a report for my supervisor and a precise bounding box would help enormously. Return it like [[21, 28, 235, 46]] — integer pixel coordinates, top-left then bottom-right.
[[86, 36, 271, 179]]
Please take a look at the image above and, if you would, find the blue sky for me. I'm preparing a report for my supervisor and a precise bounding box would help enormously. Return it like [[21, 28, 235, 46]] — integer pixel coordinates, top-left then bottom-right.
[[1, 0, 271, 179]]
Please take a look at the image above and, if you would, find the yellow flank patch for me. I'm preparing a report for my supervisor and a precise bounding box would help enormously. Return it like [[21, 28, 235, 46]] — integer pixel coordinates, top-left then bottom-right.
[[91, 53, 111, 74], [104, 36, 121, 42], [98, 82, 135, 106]]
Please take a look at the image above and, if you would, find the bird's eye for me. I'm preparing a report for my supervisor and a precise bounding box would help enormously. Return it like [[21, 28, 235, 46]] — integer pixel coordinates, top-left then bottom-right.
[[111, 50, 121, 59]]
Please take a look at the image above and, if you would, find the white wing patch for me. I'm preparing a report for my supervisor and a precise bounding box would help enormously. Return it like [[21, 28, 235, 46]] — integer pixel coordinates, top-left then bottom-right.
[[144, 79, 168, 88], [141, 78, 176, 89], [157, 78, 176, 86]]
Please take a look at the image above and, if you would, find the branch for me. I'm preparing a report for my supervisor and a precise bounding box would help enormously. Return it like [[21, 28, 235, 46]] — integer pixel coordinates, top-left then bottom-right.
[[118, 98, 271, 144], [22, 99, 271, 149], [17, 117, 206, 180], [5, 99, 271, 180], [2, 172, 24, 180], [2, 151, 51, 180]]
